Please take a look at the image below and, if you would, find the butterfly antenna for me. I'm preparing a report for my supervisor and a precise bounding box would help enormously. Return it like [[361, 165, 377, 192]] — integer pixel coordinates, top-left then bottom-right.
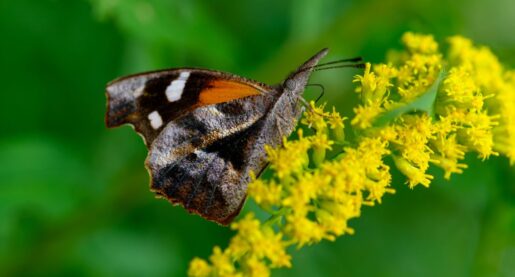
[[314, 57, 363, 68], [298, 62, 365, 75], [314, 63, 366, 71]]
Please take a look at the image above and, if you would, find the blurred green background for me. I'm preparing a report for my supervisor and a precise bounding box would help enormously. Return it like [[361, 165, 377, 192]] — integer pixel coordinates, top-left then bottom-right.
[[1, 0, 514, 276]]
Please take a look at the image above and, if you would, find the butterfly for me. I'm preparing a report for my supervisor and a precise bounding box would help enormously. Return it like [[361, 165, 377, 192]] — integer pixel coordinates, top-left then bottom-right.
[[105, 48, 362, 225]]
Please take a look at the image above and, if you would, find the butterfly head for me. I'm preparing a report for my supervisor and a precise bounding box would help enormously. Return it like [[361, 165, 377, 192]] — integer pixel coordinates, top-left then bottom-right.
[[282, 48, 329, 95]]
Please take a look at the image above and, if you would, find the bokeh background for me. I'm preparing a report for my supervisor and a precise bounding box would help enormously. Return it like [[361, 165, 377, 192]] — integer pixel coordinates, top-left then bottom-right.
[[1, 0, 514, 276]]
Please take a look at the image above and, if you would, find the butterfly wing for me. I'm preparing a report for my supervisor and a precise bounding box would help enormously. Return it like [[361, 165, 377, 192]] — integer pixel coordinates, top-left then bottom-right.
[[146, 96, 277, 224], [106, 68, 278, 224], [106, 49, 328, 225], [105, 68, 270, 146]]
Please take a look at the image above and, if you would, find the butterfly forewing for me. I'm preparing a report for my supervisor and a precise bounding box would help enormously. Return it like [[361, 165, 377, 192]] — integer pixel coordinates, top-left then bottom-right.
[[105, 69, 271, 146]]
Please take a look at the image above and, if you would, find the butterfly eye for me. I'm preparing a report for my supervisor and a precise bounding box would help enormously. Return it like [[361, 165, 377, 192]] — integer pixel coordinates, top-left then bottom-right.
[[284, 79, 297, 91]]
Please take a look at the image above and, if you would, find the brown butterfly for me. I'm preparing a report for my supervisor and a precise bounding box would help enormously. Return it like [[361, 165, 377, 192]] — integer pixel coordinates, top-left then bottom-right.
[[105, 48, 361, 225]]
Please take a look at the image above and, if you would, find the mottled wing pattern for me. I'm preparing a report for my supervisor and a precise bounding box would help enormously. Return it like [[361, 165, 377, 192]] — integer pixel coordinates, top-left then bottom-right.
[[105, 49, 328, 225], [146, 95, 277, 224], [105, 69, 269, 146]]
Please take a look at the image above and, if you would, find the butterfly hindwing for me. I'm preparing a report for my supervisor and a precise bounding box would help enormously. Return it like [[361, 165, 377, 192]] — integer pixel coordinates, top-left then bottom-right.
[[146, 96, 275, 224], [105, 69, 270, 146]]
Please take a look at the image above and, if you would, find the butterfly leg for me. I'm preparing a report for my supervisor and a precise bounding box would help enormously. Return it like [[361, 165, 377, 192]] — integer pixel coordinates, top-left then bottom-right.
[[299, 97, 314, 111], [275, 116, 287, 139]]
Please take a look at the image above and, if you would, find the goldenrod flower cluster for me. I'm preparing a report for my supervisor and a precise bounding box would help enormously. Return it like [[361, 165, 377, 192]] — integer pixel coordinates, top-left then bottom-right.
[[188, 33, 515, 277], [353, 32, 514, 184]]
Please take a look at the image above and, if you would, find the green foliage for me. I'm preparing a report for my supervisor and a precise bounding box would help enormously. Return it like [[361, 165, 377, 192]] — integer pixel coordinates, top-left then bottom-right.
[[374, 70, 444, 126], [0, 0, 514, 276]]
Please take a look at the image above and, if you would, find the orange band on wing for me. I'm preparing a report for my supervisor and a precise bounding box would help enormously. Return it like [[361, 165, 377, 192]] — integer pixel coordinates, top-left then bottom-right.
[[199, 80, 264, 105]]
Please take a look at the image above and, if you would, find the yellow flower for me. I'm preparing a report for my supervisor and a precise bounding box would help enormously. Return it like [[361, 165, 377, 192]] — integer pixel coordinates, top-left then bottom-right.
[[374, 63, 398, 79], [393, 156, 433, 188], [457, 111, 499, 159], [351, 103, 383, 129], [301, 101, 329, 131], [265, 130, 311, 180], [430, 132, 468, 179], [364, 166, 393, 203], [247, 173, 282, 209], [387, 115, 435, 187], [353, 63, 392, 106], [390, 114, 434, 171], [230, 213, 291, 268], [259, 227, 291, 268], [392, 33, 442, 101], [311, 132, 334, 166], [445, 35, 513, 161], [439, 66, 484, 110], [491, 71, 515, 163], [447, 36, 473, 64], [284, 213, 325, 247], [328, 107, 346, 143], [402, 32, 438, 54], [243, 256, 270, 277], [188, 258, 212, 277], [209, 247, 240, 277], [282, 173, 320, 214], [447, 36, 502, 81]]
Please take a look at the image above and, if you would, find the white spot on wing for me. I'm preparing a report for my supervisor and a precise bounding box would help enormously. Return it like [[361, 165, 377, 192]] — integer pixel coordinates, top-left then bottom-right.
[[148, 110, 163, 129], [165, 71, 190, 102]]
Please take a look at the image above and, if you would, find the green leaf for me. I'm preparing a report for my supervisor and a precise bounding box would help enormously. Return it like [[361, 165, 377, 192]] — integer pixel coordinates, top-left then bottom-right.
[[374, 70, 446, 126]]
